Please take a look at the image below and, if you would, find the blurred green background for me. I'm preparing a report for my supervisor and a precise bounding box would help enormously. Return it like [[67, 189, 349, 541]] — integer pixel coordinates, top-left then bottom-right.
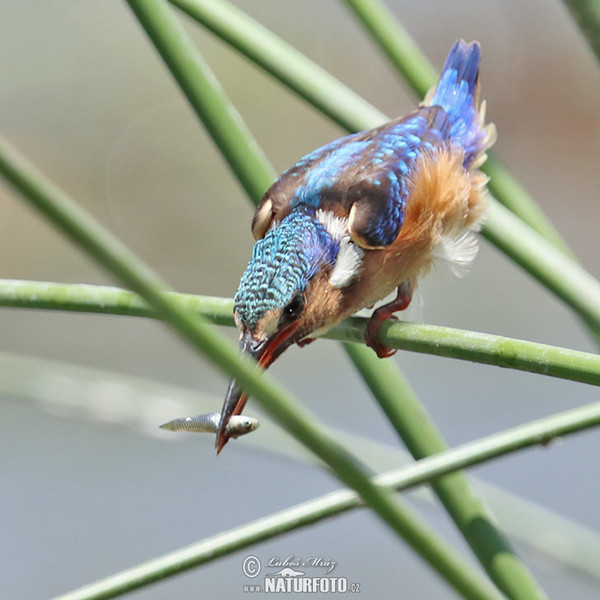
[[1, 1, 599, 598]]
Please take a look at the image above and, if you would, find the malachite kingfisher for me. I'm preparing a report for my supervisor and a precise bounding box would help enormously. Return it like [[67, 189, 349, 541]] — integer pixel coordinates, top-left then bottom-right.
[[216, 39, 496, 453]]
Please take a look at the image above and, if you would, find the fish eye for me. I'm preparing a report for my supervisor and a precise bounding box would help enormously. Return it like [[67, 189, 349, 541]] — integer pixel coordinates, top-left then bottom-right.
[[282, 293, 305, 322], [240, 417, 254, 430]]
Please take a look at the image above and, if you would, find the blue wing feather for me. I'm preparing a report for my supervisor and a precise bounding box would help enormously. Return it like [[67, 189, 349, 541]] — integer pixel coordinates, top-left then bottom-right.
[[430, 39, 484, 166]]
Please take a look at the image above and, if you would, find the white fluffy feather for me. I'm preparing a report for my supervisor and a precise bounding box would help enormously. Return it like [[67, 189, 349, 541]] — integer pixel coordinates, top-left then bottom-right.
[[316, 209, 347, 241], [316, 209, 364, 288], [330, 237, 364, 288], [431, 230, 479, 278]]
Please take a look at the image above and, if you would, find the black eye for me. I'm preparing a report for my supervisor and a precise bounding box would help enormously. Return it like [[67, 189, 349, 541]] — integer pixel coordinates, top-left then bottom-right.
[[282, 293, 305, 323]]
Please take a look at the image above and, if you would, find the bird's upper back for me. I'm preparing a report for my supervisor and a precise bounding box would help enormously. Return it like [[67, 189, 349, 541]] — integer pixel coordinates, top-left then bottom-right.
[[253, 107, 450, 244]]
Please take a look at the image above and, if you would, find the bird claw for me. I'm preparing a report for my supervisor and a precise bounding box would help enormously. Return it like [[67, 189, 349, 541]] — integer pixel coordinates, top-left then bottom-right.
[[297, 337, 316, 348], [365, 315, 398, 358], [364, 279, 414, 358]]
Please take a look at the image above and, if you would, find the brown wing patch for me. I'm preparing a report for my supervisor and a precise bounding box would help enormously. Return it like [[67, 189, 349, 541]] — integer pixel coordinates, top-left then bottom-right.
[[251, 198, 273, 240]]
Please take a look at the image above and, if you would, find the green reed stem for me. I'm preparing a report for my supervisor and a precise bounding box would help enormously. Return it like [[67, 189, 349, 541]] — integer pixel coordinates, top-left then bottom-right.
[[2, 279, 599, 387], [562, 0, 600, 64], [169, 0, 388, 131], [344, 342, 549, 600], [130, 0, 275, 202]]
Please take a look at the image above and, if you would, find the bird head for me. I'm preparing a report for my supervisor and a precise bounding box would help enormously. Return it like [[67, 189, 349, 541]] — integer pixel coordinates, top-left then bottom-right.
[[216, 207, 360, 452]]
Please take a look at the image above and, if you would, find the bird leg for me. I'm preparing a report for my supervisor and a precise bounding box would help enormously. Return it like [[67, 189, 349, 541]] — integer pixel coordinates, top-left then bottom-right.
[[365, 279, 414, 358]]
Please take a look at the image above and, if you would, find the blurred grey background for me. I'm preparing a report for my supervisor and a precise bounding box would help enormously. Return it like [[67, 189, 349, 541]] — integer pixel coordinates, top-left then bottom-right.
[[1, 1, 599, 598]]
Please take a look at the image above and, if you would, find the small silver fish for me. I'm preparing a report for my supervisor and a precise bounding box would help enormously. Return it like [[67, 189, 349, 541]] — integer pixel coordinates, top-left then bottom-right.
[[160, 412, 259, 439]]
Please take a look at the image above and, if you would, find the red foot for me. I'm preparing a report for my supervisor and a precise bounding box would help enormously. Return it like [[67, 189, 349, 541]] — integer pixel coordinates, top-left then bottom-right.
[[297, 337, 316, 348], [366, 314, 398, 358], [365, 280, 414, 358]]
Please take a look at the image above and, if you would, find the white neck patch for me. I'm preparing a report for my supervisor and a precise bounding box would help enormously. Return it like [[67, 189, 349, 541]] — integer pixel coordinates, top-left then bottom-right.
[[317, 209, 364, 288]]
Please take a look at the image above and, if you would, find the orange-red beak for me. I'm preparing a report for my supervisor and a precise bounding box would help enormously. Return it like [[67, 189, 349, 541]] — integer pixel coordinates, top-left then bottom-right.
[[215, 321, 301, 454]]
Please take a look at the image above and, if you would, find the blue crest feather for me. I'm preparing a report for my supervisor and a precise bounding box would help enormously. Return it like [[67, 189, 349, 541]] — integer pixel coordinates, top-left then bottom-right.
[[234, 209, 338, 328]]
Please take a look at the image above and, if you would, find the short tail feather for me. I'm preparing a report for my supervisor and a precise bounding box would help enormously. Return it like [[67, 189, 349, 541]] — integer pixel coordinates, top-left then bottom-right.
[[425, 39, 496, 166]]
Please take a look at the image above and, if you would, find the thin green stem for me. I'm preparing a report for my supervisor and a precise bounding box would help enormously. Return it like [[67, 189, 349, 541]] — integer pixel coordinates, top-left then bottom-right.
[[130, 0, 275, 202], [331, 317, 600, 387], [169, 0, 388, 132], [0, 93, 501, 600], [481, 160, 575, 259], [344, 343, 547, 600], [4, 350, 598, 583], [0, 279, 234, 324], [562, 0, 600, 65], [52, 399, 600, 600], [340, 0, 437, 98], [482, 201, 600, 328], [2, 279, 600, 387]]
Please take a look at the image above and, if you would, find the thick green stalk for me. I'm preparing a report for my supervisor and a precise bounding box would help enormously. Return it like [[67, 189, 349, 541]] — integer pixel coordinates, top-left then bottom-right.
[[481, 160, 574, 259], [4, 350, 598, 583], [344, 343, 549, 600], [562, 0, 600, 64], [52, 399, 600, 600], [340, 0, 437, 97], [0, 279, 234, 324], [2, 279, 600, 387], [0, 95, 502, 600]]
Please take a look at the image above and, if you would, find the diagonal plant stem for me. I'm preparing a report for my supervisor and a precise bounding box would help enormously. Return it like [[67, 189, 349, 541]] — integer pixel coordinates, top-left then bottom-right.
[[2, 279, 600, 387], [167, 0, 600, 340], [3, 348, 600, 585], [562, 0, 600, 64], [168, 0, 389, 132], [482, 200, 600, 327], [132, 0, 275, 202], [51, 399, 600, 600], [343, 343, 544, 600]]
